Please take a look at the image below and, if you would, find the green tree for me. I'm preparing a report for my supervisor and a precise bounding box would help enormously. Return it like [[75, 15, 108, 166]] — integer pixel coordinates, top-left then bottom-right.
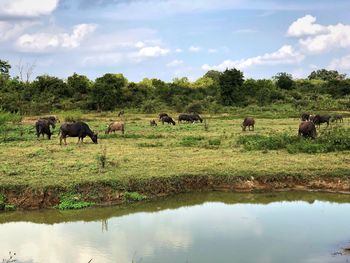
[[91, 73, 127, 111], [67, 73, 91, 97], [218, 68, 244, 105], [308, 69, 346, 81], [274, 72, 294, 90], [0, 60, 11, 76]]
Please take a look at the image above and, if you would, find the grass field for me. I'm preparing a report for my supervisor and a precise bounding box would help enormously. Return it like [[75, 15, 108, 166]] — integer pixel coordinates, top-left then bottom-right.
[[0, 112, 349, 192]]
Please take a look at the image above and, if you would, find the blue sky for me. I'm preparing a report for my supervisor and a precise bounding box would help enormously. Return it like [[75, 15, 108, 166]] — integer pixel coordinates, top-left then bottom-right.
[[1, 0, 350, 81]]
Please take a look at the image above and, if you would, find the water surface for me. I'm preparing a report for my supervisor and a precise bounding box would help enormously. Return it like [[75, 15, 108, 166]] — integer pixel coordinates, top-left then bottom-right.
[[1, 192, 350, 263]]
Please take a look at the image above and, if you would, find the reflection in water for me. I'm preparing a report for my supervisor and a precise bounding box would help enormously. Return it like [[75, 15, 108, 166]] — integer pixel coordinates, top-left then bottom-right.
[[1, 192, 350, 263]]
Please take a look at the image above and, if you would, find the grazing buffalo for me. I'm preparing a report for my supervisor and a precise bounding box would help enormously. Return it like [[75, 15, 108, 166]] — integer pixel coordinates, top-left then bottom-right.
[[301, 112, 310, 121], [241, 117, 255, 131], [332, 114, 343, 123], [150, 120, 157, 126], [312, 115, 331, 128], [105, 121, 125, 134], [298, 121, 316, 139], [59, 122, 98, 145], [159, 113, 169, 120], [35, 119, 54, 139], [178, 114, 203, 123], [161, 116, 176, 125]]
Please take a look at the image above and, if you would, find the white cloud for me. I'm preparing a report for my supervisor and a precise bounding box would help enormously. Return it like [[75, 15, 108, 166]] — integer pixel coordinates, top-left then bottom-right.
[[135, 46, 170, 57], [135, 41, 145, 48], [299, 23, 350, 53], [287, 15, 327, 37], [0, 0, 59, 17], [288, 15, 350, 54], [202, 45, 304, 71], [16, 23, 97, 52], [175, 48, 183, 53], [208, 48, 217, 53], [329, 54, 350, 70], [166, 59, 183, 67], [0, 21, 37, 41], [189, 46, 201, 52]]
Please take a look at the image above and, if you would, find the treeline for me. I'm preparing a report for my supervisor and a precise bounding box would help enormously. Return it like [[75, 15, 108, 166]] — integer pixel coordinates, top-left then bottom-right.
[[0, 59, 349, 114]]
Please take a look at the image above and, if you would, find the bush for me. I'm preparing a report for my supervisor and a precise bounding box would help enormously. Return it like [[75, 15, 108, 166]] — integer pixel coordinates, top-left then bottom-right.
[[56, 193, 94, 210], [186, 101, 203, 114], [61, 110, 83, 122], [0, 110, 22, 126]]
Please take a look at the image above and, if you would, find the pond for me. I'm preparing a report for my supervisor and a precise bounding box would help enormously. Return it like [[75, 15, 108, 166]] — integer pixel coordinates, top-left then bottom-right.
[[1, 192, 350, 263]]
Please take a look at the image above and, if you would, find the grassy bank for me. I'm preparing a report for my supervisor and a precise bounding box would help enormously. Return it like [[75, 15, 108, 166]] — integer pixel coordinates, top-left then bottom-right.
[[0, 112, 349, 209]]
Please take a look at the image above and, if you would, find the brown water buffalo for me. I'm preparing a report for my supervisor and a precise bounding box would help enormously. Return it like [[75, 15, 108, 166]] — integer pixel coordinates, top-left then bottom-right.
[[150, 120, 157, 126], [312, 115, 331, 128], [59, 122, 98, 145], [301, 112, 310, 121], [241, 117, 255, 131], [161, 116, 176, 125], [298, 121, 316, 139], [105, 121, 125, 134], [35, 119, 54, 139], [332, 114, 343, 123]]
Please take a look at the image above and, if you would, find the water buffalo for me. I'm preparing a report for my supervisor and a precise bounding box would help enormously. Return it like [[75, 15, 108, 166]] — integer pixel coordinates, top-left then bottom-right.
[[298, 121, 316, 139], [35, 119, 54, 139], [332, 114, 343, 123], [150, 120, 157, 126], [312, 115, 331, 128], [105, 121, 125, 134], [178, 114, 194, 123], [301, 112, 310, 121], [161, 116, 176, 125], [241, 117, 255, 131], [39, 116, 60, 124], [59, 122, 98, 145], [159, 113, 169, 120], [178, 114, 203, 123]]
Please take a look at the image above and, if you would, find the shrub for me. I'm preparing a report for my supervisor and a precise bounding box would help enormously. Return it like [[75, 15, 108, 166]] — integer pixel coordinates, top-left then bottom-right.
[[186, 101, 203, 114], [61, 110, 83, 122]]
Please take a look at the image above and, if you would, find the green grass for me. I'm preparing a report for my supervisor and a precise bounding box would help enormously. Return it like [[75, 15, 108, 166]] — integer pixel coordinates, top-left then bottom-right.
[[0, 112, 349, 194]]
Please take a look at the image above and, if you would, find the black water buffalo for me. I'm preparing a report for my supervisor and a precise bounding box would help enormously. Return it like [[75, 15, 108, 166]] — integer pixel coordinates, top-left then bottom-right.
[[35, 119, 54, 139], [332, 114, 343, 123], [59, 122, 98, 145], [241, 117, 255, 131], [301, 112, 310, 121], [159, 113, 169, 120], [298, 121, 316, 139], [178, 114, 203, 123], [161, 116, 176, 125], [312, 115, 331, 128]]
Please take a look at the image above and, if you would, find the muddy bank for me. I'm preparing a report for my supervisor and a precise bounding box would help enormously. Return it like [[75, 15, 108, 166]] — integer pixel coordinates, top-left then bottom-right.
[[2, 175, 350, 210]]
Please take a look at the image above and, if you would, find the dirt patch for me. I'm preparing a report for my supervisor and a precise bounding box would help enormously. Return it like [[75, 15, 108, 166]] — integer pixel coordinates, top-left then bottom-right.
[[1, 175, 350, 210]]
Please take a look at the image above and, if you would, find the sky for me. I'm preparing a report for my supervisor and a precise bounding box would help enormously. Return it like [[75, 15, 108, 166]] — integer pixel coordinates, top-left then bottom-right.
[[1, 0, 350, 82]]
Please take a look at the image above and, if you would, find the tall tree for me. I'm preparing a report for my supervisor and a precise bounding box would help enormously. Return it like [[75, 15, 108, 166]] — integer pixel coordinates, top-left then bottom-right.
[[91, 73, 127, 111], [274, 72, 294, 90], [0, 60, 11, 76], [308, 69, 346, 81], [218, 68, 244, 105]]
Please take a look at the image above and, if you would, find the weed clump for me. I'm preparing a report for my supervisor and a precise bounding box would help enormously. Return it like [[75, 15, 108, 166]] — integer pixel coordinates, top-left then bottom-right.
[[56, 193, 94, 210], [61, 110, 83, 122], [124, 192, 147, 201]]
